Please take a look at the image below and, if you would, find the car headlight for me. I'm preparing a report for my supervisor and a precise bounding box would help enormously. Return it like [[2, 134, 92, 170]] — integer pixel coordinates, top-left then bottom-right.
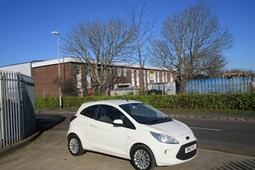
[[150, 132, 179, 144]]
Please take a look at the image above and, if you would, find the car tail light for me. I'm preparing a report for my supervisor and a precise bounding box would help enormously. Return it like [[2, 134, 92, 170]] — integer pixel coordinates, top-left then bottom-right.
[[70, 115, 77, 122]]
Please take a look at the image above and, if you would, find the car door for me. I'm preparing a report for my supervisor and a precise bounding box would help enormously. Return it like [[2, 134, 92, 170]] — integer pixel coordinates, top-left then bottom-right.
[[77, 104, 99, 149], [90, 104, 129, 157]]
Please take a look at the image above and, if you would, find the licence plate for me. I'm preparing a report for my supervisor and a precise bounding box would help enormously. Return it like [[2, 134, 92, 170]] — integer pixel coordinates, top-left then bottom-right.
[[185, 144, 197, 154]]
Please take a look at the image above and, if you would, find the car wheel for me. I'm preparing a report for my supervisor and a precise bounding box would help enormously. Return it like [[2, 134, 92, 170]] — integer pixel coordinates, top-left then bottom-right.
[[67, 134, 85, 156], [130, 145, 156, 170]]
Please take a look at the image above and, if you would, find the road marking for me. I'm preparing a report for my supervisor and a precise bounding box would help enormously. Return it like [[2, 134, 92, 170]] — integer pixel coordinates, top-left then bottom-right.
[[191, 127, 222, 132]]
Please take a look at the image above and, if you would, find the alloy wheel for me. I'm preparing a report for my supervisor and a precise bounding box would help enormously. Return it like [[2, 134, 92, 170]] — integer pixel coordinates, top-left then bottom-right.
[[69, 138, 79, 154], [133, 149, 151, 169]]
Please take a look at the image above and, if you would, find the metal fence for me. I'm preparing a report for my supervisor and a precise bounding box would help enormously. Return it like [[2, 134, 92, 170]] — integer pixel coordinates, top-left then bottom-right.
[[148, 82, 176, 95], [0, 71, 36, 149], [185, 76, 253, 94]]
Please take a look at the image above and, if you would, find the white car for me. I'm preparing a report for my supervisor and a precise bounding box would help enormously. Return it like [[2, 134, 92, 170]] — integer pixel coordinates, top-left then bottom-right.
[[67, 100, 197, 170]]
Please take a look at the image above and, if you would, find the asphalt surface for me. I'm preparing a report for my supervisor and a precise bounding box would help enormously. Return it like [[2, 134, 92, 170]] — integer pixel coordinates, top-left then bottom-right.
[[35, 110, 255, 156], [175, 118, 255, 156], [0, 111, 255, 170]]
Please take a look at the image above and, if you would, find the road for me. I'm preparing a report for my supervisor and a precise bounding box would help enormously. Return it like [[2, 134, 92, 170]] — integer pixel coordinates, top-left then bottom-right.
[[0, 113, 254, 170], [37, 113, 255, 156], [174, 117, 255, 156]]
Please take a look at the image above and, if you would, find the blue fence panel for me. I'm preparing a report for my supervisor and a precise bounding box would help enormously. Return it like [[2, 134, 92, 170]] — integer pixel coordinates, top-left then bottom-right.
[[185, 76, 252, 94]]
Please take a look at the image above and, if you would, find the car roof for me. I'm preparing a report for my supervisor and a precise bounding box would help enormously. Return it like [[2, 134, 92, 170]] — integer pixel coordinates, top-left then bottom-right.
[[82, 99, 142, 107]]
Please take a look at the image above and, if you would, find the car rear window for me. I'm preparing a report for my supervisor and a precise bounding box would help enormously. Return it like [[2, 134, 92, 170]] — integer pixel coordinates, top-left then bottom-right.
[[80, 105, 98, 119]]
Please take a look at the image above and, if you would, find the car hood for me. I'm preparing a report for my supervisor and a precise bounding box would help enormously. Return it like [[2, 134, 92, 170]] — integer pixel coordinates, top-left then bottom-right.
[[144, 119, 192, 137]]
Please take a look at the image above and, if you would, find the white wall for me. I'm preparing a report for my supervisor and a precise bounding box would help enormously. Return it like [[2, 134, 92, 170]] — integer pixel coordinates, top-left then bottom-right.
[[0, 63, 32, 77]]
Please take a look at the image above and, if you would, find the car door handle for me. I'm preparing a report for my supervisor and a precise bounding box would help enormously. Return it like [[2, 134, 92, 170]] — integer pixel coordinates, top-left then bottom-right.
[[90, 124, 96, 127]]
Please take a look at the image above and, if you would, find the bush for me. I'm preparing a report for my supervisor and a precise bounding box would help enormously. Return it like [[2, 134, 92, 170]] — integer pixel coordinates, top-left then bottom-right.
[[35, 93, 255, 110], [36, 96, 60, 109]]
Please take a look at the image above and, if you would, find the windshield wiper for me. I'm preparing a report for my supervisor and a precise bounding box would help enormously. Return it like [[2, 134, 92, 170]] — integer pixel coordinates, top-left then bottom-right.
[[147, 118, 164, 124], [165, 116, 173, 121], [146, 117, 172, 125]]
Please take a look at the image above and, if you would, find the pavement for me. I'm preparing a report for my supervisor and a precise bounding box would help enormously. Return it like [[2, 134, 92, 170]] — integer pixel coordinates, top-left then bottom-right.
[[0, 109, 255, 170], [36, 109, 255, 122], [160, 109, 255, 122], [170, 112, 255, 122]]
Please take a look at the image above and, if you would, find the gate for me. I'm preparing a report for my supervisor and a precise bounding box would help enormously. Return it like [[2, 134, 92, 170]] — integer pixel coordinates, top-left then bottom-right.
[[0, 71, 35, 149]]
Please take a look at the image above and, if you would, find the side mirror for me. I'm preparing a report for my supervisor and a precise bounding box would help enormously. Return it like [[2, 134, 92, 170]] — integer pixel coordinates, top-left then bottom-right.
[[113, 119, 124, 126]]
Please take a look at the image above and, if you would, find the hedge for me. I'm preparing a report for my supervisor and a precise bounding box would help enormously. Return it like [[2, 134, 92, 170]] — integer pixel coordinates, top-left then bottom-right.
[[35, 93, 255, 110]]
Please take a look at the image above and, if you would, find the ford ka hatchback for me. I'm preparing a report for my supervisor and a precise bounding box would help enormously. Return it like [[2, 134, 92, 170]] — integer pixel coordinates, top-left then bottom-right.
[[67, 100, 197, 170]]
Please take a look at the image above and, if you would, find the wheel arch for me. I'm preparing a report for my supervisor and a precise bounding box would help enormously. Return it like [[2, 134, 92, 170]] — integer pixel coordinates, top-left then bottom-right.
[[129, 143, 156, 162], [67, 133, 86, 156], [67, 132, 78, 139], [129, 143, 157, 169], [67, 130, 86, 150]]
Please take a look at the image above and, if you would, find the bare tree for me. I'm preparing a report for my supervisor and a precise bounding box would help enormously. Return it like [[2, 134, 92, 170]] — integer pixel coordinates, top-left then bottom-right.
[[151, 2, 233, 93], [125, 0, 155, 91], [205, 53, 227, 77], [63, 19, 135, 94]]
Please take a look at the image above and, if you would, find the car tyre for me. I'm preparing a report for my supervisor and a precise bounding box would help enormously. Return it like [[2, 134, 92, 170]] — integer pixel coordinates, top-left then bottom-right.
[[130, 145, 156, 170], [68, 134, 85, 156]]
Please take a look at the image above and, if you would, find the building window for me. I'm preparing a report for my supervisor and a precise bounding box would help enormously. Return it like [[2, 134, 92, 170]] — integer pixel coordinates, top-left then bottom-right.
[[154, 71, 156, 83], [165, 72, 168, 82], [86, 67, 91, 88], [162, 72, 165, 82], [149, 71, 155, 82], [143, 70, 146, 86], [117, 68, 122, 77], [136, 70, 140, 87], [157, 71, 160, 83], [76, 65, 82, 96], [147, 71, 150, 84], [123, 68, 127, 77], [131, 69, 135, 86], [170, 73, 174, 82]]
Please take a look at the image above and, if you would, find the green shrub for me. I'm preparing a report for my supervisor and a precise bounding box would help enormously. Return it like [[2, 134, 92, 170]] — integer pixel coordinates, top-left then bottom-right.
[[35, 93, 255, 110], [36, 96, 59, 109]]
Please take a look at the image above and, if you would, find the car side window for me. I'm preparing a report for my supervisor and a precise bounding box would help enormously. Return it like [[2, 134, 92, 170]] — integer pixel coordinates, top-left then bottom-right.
[[80, 105, 98, 119], [96, 105, 123, 123], [96, 105, 135, 129], [97, 105, 116, 124]]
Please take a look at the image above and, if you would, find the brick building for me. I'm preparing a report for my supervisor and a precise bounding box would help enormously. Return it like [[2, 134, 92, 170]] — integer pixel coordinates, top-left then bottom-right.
[[1, 57, 174, 96]]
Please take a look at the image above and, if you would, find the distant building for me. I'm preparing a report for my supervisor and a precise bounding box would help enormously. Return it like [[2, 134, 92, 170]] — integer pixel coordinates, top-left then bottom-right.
[[0, 57, 175, 96], [0, 61, 42, 77], [223, 72, 249, 77]]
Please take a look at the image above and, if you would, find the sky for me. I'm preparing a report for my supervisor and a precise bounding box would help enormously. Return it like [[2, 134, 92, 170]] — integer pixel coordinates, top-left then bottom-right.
[[0, 0, 255, 71]]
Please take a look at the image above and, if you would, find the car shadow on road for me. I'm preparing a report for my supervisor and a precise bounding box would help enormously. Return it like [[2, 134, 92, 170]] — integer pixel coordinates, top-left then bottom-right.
[[36, 114, 66, 132], [212, 159, 255, 170]]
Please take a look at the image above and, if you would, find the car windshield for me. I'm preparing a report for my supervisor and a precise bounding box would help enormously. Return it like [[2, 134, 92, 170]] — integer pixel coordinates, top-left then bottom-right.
[[119, 103, 172, 125]]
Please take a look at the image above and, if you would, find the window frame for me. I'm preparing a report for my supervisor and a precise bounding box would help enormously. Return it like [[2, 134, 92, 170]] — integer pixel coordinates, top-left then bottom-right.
[[117, 68, 122, 77], [80, 105, 99, 119], [123, 68, 127, 77]]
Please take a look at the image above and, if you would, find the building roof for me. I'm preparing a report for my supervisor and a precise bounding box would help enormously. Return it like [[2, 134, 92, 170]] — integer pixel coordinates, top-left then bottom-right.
[[0, 60, 43, 68], [31, 57, 169, 71]]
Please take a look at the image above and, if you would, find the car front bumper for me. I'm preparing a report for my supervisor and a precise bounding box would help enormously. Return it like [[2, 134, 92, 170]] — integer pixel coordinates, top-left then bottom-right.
[[149, 133, 197, 166]]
